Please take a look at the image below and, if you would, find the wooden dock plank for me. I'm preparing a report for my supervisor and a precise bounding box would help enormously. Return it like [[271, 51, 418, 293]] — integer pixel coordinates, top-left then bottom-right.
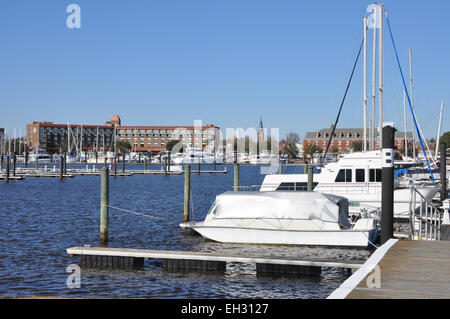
[[346, 240, 450, 299]]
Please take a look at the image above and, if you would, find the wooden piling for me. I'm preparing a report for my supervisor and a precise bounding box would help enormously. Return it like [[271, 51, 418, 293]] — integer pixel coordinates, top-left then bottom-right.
[[25, 151, 28, 169], [0, 153, 3, 172], [234, 163, 240, 192], [184, 164, 191, 223], [114, 155, 117, 177], [59, 156, 63, 180], [5, 155, 10, 183], [164, 158, 167, 176], [122, 153, 125, 173], [307, 166, 314, 191], [100, 168, 109, 244], [144, 158, 147, 171], [12, 153, 16, 177]]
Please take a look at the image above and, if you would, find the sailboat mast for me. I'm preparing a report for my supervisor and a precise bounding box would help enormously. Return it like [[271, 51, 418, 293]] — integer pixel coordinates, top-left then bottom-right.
[[403, 90, 408, 158], [371, 13, 377, 151], [378, 3, 384, 149], [409, 48, 416, 159], [435, 100, 444, 161], [363, 16, 368, 152]]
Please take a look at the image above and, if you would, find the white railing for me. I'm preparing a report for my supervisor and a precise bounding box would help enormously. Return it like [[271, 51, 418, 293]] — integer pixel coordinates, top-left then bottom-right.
[[410, 186, 442, 241]]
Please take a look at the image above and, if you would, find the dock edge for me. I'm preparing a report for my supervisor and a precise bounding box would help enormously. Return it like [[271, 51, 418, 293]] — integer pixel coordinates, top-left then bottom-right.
[[327, 238, 398, 299]]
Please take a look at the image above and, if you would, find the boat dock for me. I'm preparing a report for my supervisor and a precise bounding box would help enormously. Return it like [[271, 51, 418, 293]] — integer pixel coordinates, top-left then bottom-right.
[[66, 246, 363, 275], [329, 239, 450, 299]]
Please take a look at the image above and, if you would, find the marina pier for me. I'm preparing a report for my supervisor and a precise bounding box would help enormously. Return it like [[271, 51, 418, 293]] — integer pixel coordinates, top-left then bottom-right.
[[329, 239, 450, 299]]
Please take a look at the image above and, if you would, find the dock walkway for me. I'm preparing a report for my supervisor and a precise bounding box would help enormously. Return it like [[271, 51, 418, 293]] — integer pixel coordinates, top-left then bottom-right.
[[329, 239, 450, 299], [66, 246, 363, 275]]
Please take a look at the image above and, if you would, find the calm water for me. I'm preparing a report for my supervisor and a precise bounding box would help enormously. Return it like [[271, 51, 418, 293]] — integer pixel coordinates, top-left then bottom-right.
[[0, 164, 370, 298]]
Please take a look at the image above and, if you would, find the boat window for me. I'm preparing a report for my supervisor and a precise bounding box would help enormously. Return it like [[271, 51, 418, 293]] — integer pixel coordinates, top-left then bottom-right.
[[346, 169, 352, 182], [369, 169, 382, 182], [356, 169, 365, 182], [335, 170, 345, 182]]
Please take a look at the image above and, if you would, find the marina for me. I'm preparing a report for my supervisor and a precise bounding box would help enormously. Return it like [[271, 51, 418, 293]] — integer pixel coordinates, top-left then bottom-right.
[[0, 1, 450, 303]]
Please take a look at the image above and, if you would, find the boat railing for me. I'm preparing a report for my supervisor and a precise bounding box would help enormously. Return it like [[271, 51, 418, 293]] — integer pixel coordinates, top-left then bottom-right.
[[410, 186, 442, 241]]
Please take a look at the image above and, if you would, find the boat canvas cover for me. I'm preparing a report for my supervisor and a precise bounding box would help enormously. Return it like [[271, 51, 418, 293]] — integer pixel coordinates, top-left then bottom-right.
[[213, 191, 349, 224]]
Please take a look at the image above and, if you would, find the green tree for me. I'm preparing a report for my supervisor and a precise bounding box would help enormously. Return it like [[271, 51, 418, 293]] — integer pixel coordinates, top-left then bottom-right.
[[284, 132, 300, 159], [116, 140, 131, 153], [440, 131, 450, 148], [351, 140, 363, 152], [303, 143, 318, 162]]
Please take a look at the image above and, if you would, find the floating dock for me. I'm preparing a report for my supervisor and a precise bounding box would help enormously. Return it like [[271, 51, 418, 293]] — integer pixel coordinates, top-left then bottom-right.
[[329, 239, 450, 299], [66, 246, 363, 275]]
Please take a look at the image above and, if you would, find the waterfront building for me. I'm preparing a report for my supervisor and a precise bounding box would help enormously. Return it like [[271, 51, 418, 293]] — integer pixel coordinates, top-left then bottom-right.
[[304, 126, 414, 154], [26, 115, 219, 154]]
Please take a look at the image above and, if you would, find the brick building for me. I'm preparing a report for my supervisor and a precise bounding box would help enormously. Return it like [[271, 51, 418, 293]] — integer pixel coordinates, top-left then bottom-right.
[[304, 126, 414, 154], [26, 115, 219, 154]]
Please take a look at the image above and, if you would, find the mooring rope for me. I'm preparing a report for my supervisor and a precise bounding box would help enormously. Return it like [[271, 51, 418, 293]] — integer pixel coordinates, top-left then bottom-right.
[[102, 204, 166, 221]]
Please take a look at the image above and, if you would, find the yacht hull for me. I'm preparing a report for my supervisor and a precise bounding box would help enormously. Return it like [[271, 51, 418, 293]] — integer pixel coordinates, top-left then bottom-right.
[[192, 225, 376, 248]]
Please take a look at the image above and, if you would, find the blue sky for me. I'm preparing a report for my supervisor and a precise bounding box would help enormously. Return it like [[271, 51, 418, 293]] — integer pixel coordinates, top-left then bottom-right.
[[0, 0, 449, 140]]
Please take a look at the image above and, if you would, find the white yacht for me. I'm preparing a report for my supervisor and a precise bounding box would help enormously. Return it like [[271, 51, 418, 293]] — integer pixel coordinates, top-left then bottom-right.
[[171, 147, 223, 164], [29, 149, 52, 163], [260, 151, 440, 219], [190, 191, 379, 248], [249, 152, 278, 165]]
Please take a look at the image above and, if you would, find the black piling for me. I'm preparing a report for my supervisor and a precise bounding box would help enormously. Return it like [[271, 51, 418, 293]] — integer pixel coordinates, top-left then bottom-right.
[[441, 142, 447, 202], [12, 153, 16, 177], [5, 155, 10, 183], [381, 125, 396, 244], [59, 156, 64, 180]]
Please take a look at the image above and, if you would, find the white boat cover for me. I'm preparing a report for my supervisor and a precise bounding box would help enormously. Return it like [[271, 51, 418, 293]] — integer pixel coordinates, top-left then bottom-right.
[[212, 191, 350, 225]]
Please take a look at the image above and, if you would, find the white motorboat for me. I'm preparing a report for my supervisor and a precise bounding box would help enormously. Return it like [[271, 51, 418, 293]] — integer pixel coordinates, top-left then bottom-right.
[[189, 191, 379, 248], [249, 152, 278, 165], [171, 147, 223, 164], [28, 149, 52, 163], [260, 151, 440, 219]]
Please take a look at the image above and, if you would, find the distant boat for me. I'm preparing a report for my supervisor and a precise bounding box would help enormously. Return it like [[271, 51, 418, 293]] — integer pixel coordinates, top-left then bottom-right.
[[189, 191, 379, 248], [29, 149, 51, 163], [171, 147, 223, 164]]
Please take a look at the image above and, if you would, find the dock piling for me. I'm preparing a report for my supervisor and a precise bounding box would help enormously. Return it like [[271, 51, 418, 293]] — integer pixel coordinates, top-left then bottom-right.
[[381, 125, 396, 244], [5, 155, 10, 183], [100, 168, 109, 245], [122, 153, 125, 173], [234, 162, 240, 192], [440, 142, 447, 202], [59, 156, 63, 180], [184, 164, 191, 223], [12, 153, 16, 177], [113, 155, 117, 177], [307, 165, 314, 191]]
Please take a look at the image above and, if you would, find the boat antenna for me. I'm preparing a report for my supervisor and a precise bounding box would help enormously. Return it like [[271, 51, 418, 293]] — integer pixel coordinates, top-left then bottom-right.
[[321, 38, 364, 164]]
